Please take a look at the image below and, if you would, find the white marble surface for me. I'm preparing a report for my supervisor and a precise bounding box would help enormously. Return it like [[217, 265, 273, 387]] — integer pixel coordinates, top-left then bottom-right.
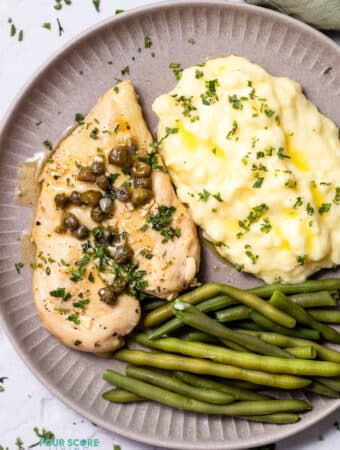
[[1, 0, 340, 449]]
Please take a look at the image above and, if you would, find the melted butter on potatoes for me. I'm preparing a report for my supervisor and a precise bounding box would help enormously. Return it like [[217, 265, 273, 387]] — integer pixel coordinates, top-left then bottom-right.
[[153, 55, 340, 283]]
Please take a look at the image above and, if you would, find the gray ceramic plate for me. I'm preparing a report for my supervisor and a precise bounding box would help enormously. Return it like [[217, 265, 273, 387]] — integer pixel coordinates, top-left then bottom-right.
[[1, 1, 340, 448]]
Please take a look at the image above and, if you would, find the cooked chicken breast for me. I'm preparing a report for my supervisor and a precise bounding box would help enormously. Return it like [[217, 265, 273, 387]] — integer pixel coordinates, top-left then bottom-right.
[[32, 81, 200, 353]]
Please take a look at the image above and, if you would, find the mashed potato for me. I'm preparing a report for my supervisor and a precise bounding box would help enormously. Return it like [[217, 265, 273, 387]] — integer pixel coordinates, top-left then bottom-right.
[[152, 56, 340, 283]]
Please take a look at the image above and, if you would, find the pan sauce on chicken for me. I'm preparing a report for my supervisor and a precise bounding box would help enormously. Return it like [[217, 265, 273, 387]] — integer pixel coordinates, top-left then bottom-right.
[[32, 81, 200, 353]]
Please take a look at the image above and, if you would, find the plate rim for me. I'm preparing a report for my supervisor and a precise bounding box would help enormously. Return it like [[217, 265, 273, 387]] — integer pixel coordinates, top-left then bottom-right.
[[1, 1, 340, 448]]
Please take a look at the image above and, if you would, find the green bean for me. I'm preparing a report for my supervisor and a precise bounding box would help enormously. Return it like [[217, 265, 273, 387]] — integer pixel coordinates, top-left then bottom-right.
[[287, 347, 316, 359], [314, 377, 340, 392], [216, 292, 338, 324], [142, 300, 167, 312], [135, 334, 340, 377], [174, 371, 270, 400], [144, 283, 296, 328], [289, 291, 338, 308], [306, 381, 339, 398], [172, 301, 293, 358], [113, 349, 310, 389], [308, 310, 340, 323], [236, 321, 263, 331], [126, 366, 235, 404], [250, 310, 320, 340], [187, 333, 249, 353], [147, 295, 237, 339], [270, 290, 340, 344], [144, 285, 226, 327], [216, 305, 250, 322], [103, 369, 311, 414], [240, 413, 300, 424], [236, 330, 340, 364], [187, 332, 219, 343], [249, 279, 340, 297], [228, 380, 262, 391], [102, 388, 144, 402]]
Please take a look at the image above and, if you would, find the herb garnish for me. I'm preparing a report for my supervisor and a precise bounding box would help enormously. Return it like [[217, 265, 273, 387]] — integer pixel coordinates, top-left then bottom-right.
[[171, 94, 199, 122], [297, 255, 306, 265], [195, 69, 204, 79], [319, 203, 331, 215], [244, 244, 258, 264], [140, 249, 153, 260], [169, 62, 183, 80], [277, 147, 290, 159], [15, 262, 24, 274], [72, 299, 90, 309], [49, 288, 71, 301], [238, 203, 269, 238], [121, 65, 129, 75], [334, 187, 340, 204], [92, 0, 100, 12], [115, 9, 125, 14], [228, 94, 248, 110], [145, 205, 181, 243], [150, 127, 178, 149], [144, 36, 152, 48], [201, 79, 219, 105], [67, 313, 80, 325], [90, 127, 99, 140], [42, 23, 51, 30], [74, 340, 82, 346], [226, 120, 238, 140], [43, 140, 53, 150], [75, 113, 85, 124], [56, 18, 64, 36], [253, 177, 264, 188]]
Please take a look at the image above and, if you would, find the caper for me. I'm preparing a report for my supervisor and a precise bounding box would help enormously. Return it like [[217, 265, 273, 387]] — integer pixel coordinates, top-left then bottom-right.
[[133, 177, 152, 189], [128, 144, 138, 156], [112, 276, 127, 294], [114, 243, 133, 264], [96, 175, 110, 190], [77, 166, 96, 182], [69, 190, 82, 205], [90, 161, 105, 176], [62, 212, 79, 231], [54, 193, 69, 209], [98, 287, 116, 305], [99, 197, 113, 213], [130, 188, 152, 207], [116, 185, 130, 202], [73, 225, 89, 240], [90, 206, 107, 223], [109, 145, 132, 170], [131, 161, 151, 178], [79, 190, 102, 206]]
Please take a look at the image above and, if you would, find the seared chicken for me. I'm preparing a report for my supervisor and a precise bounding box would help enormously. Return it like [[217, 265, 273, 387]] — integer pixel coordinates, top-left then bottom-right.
[[32, 81, 200, 353]]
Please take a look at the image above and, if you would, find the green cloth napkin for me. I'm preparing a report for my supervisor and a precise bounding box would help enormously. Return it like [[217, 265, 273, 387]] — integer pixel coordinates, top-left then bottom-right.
[[246, 0, 340, 30]]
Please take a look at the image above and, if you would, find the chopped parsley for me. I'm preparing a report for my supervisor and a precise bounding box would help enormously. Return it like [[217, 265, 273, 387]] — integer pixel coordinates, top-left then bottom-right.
[[306, 202, 314, 215], [42, 23, 51, 30], [90, 127, 99, 140], [334, 187, 340, 204], [238, 203, 269, 238], [169, 62, 183, 80], [277, 147, 290, 159], [213, 192, 223, 202], [226, 120, 238, 140], [150, 127, 178, 149], [115, 9, 125, 14], [244, 244, 258, 264], [49, 288, 71, 301], [198, 189, 211, 202], [201, 79, 219, 105], [121, 65, 129, 75], [75, 112, 85, 124], [92, 0, 100, 12], [228, 93, 248, 110], [234, 264, 244, 272], [140, 249, 153, 259], [67, 313, 80, 325], [294, 197, 303, 208], [144, 36, 152, 48], [43, 140, 53, 150], [297, 255, 306, 265], [319, 203, 331, 215], [72, 299, 90, 309], [253, 177, 264, 189], [260, 217, 272, 233], [195, 69, 204, 79], [15, 262, 24, 274], [74, 340, 82, 346], [69, 266, 86, 282], [171, 94, 199, 122], [146, 205, 181, 243], [323, 67, 332, 75]]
